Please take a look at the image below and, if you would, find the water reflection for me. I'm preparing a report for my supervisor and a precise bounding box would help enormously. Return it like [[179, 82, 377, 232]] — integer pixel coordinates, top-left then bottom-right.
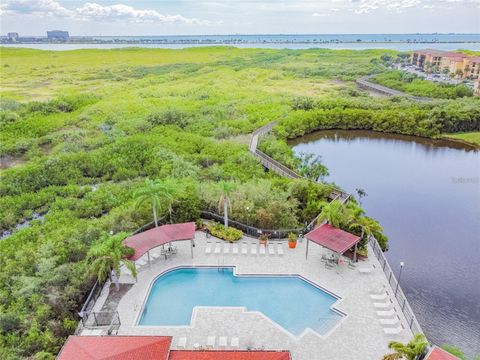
[[291, 130, 480, 358]]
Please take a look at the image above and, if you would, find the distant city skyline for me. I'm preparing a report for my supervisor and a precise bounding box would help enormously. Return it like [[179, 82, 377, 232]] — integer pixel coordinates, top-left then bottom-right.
[[1, 0, 480, 36]]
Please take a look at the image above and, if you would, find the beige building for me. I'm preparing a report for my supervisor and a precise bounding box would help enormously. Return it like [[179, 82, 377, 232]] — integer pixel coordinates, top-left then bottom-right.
[[474, 78, 480, 96], [410, 50, 479, 79]]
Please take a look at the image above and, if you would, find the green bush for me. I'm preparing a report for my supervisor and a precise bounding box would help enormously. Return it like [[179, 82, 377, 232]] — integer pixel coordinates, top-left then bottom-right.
[[207, 222, 243, 241]]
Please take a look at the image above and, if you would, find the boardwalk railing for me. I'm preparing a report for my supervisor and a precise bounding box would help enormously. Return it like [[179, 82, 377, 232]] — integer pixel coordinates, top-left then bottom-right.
[[254, 150, 301, 179], [356, 75, 430, 102], [369, 236, 424, 335]]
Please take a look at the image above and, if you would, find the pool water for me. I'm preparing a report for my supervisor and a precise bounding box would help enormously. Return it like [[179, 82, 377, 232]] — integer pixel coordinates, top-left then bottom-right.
[[139, 267, 343, 336]]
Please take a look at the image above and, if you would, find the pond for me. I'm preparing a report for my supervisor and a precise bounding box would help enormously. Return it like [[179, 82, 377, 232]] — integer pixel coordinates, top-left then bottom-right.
[[290, 130, 480, 357]]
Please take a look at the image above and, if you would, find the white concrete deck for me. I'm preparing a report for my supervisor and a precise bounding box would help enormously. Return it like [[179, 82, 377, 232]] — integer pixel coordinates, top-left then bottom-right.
[[84, 231, 413, 360]]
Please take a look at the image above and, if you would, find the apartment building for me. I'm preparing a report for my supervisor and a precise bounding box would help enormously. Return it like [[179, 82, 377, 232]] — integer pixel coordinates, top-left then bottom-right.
[[410, 50, 479, 79]]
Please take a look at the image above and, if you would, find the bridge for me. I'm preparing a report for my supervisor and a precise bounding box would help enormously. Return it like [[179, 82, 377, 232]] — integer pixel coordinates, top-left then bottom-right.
[[356, 75, 430, 102]]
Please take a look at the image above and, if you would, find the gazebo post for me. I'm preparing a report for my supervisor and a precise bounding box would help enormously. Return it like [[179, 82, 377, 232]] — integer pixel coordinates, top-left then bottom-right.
[[353, 242, 358, 263], [190, 239, 194, 259], [306, 238, 309, 259], [147, 251, 151, 267]]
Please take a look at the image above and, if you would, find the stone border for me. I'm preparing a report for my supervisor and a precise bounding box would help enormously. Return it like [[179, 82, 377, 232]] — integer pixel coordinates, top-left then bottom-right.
[[133, 265, 348, 340]]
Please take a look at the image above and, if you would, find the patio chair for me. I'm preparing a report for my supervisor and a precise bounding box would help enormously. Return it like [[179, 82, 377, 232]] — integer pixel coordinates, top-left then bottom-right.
[[325, 261, 334, 270], [207, 336, 216, 349], [259, 246, 266, 255], [321, 254, 328, 263], [348, 260, 356, 269], [231, 337, 239, 349], [241, 244, 248, 255], [379, 317, 400, 326], [218, 336, 228, 349], [251, 244, 257, 255], [374, 301, 391, 309], [370, 293, 388, 301], [232, 244, 239, 254], [276, 244, 284, 256], [223, 244, 230, 254], [214, 243, 221, 254], [376, 309, 396, 317], [136, 258, 147, 267], [177, 337, 187, 349], [268, 246, 275, 255], [205, 243, 212, 254], [383, 325, 403, 335]]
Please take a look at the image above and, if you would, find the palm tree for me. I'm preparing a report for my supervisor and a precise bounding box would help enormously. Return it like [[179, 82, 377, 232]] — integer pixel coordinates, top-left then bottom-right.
[[217, 181, 236, 229], [134, 178, 177, 226], [87, 232, 137, 291], [382, 334, 428, 360], [317, 200, 348, 228]]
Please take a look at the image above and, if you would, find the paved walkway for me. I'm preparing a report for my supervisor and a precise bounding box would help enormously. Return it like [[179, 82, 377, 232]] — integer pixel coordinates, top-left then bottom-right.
[[87, 231, 413, 360]]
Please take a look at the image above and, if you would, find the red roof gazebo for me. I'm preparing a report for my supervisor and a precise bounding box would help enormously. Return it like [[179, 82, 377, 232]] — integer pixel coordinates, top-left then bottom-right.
[[123, 222, 196, 267], [305, 224, 361, 262]]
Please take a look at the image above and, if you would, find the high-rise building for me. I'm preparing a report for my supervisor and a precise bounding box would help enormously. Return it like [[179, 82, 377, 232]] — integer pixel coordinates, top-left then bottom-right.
[[47, 30, 70, 41], [7, 32, 19, 42]]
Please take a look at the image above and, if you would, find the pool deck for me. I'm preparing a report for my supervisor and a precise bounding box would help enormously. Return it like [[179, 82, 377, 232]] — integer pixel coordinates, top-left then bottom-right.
[[85, 231, 413, 360]]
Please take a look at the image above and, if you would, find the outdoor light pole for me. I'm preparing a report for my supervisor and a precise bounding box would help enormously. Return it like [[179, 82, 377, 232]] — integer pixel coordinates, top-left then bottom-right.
[[395, 261, 405, 296]]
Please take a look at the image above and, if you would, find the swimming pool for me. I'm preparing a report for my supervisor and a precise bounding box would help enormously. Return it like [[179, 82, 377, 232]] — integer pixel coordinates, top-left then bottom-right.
[[138, 267, 344, 337]]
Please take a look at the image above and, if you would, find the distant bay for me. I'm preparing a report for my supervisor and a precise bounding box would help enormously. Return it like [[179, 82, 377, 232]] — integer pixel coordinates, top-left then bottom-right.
[[2, 33, 480, 51]]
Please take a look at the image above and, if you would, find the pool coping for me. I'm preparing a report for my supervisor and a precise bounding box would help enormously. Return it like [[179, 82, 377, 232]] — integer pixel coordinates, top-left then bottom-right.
[[133, 265, 348, 341]]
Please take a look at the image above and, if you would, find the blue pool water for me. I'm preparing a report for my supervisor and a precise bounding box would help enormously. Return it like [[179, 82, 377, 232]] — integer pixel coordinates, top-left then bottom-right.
[[139, 267, 343, 336]]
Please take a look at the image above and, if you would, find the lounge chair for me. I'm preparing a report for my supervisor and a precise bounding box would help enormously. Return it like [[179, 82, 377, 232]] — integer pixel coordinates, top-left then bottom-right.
[[374, 302, 391, 309], [251, 245, 257, 255], [150, 251, 162, 259], [377, 309, 396, 317], [268, 246, 275, 255], [218, 336, 228, 349], [223, 244, 230, 254], [136, 258, 147, 266], [369, 285, 385, 294], [214, 244, 221, 254], [177, 337, 187, 349], [231, 337, 239, 349], [379, 317, 400, 326], [232, 244, 239, 254], [383, 326, 403, 335], [259, 246, 266, 255], [358, 267, 372, 274], [207, 336, 216, 348], [205, 243, 212, 254], [370, 293, 388, 301], [321, 254, 328, 263], [241, 244, 248, 255], [276, 244, 284, 255]]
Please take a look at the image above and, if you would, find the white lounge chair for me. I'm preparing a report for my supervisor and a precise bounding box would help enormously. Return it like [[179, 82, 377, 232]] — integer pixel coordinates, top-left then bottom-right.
[[218, 336, 228, 348], [224, 244, 230, 254], [276, 244, 284, 255], [370, 293, 388, 300], [369, 285, 385, 294], [231, 337, 239, 349], [214, 244, 221, 254], [241, 244, 248, 255], [150, 251, 162, 259], [251, 245, 257, 255], [383, 326, 403, 335], [205, 244, 212, 254], [380, 317, 400, 326], [177, 337, 187, 349], [207, 336, 216, 348], [136, 258, 147, 266], [377, 309, 396, 317], [259, 246, 266, 255], [232, 244, 239, 254], [358, 267, 372, 274], [268, 246, 275, 255], [374, 302, 391, 309]]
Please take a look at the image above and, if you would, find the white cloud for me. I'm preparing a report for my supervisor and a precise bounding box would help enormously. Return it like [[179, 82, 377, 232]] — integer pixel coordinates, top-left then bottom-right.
[[1, 0, 210, 25], [312, 12, 329, 17], [75, 3, 208, 24]]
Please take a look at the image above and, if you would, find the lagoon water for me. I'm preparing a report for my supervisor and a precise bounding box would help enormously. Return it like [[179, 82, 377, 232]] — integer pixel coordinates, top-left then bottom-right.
[[291, 130, 480, 357]]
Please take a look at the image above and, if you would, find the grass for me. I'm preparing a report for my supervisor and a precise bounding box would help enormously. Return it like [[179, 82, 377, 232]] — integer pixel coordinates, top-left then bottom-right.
[[444, 131, 480, 146]]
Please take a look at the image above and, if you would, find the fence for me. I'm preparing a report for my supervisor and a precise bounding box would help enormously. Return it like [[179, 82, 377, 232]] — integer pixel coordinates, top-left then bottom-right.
[[201, 211, 303, 239], [78, 280, 104, 318], [80, 311, 121, 334], [369, 236, 423, 335]]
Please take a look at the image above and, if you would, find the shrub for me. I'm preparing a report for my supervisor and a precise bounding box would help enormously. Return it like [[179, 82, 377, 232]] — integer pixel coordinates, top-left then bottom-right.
[[207, 222, 243, 242]]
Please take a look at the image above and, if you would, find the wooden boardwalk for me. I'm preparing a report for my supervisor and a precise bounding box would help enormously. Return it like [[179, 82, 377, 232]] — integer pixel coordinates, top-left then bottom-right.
[[356, 75, 430, 102]]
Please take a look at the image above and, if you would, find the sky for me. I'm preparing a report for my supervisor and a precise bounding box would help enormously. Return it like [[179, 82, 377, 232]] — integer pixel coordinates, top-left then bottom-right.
[[0, 0, 479, 36]]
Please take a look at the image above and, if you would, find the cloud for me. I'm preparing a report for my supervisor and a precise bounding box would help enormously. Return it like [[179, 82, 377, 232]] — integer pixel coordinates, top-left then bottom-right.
[[1, 0, 210, 25], [75, 3, 209, 24], [312, 12, 329, 17]]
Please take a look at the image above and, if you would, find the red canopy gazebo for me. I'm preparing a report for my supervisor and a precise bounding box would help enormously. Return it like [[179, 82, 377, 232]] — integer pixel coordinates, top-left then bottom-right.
[[124, 222, 196, 267], [305, 224, 361, 262]]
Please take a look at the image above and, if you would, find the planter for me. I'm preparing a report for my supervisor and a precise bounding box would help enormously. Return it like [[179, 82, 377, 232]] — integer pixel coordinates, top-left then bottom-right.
[[288, 241, 297, 249], [287, 232, 297, 249]]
